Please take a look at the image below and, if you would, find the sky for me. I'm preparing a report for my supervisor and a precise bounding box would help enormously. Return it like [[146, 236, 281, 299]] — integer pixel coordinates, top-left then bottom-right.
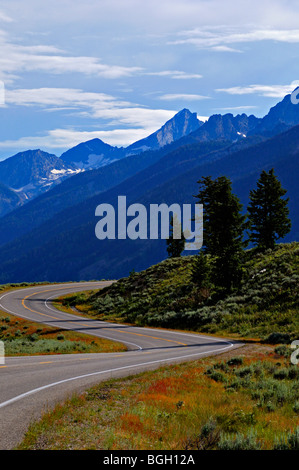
[[0, 0, 299, 160]]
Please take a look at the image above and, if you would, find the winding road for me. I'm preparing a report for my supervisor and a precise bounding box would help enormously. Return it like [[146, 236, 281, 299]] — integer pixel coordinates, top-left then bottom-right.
[[0, 282, 241, 450]]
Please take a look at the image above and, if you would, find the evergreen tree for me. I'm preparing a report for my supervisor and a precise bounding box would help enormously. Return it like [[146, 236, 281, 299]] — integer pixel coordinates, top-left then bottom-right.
[[191, 251, 211, 287], [247, 169, 291, 250], [166, 215, 185, 258], [194, 176, 247, 291]]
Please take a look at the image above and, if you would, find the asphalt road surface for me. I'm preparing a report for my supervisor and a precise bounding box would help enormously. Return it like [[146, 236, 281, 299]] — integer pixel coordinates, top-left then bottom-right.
[[0, 282, 242, 450]]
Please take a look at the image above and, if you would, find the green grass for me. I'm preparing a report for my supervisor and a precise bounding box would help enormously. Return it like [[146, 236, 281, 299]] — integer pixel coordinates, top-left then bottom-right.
[[61, 242, 299, 342], [17, 344, 299, 450]]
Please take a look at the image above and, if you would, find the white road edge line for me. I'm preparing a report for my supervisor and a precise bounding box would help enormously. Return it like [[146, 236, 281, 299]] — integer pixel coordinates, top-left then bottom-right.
[[0, 286, 143, 351], [0, 283, 237, 411], [44, 291, 143, 351], [0, 341, 234, 410]]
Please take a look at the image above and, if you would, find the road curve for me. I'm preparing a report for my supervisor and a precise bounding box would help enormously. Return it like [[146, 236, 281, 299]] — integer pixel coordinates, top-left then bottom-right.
[[0, 282, 241, 449]]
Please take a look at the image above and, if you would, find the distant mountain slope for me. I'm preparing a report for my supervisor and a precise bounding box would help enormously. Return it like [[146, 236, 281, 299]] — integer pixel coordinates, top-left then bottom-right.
[[0, 143, 169, 247], [0, 149, 78, 189], [0, 182, 24, 218], [249, 89, 299, 136], [125, 108, 202, 155], [60, 138, 125, 169], [0, 124, 298, 283], [0, 149, 80, 215]]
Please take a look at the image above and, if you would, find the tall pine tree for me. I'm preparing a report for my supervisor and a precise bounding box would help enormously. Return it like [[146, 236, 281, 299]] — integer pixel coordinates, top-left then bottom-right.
[[194, 176, 247, 291], [247, 168, 291, 250]]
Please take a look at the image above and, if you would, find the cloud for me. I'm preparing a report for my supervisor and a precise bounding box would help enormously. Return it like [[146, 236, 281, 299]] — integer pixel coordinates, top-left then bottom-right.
[[5, 87, 176, 128], [5, 1, 299, 36], [0, 30, 143, 83], [0, 29, 202, 86], [210, 45, 243, 53], [0, 126, 174, 152], [213, 105, 258, 112], [158, 93, 209, 101], [5, 88, 125, 109], [0, 10, 13, 22], [216, 81, 299, 98], [170, 27, 299, 52], [147, 70, 203, 80]]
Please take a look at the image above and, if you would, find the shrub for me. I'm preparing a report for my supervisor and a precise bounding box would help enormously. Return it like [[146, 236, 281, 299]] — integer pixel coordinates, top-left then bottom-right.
[[226, 356, 244, 366], [29, 333, 39, 342], [273, 368, 289, 380], [217, 410, 256, 432], [218, 430, 261, 450], [205, 369, 227, 383], [183, 419, 221, 450], [264, 332, 291, 344], [236, 366, 254, 378], [274, 427, 299, 450], [293, 402, 299, 414], [275, 345, 291, 357]]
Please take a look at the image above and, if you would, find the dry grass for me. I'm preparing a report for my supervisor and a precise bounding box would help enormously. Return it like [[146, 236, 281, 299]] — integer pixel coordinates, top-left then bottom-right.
[[0, 311, 126, 355], [17, 344, 299, 450]]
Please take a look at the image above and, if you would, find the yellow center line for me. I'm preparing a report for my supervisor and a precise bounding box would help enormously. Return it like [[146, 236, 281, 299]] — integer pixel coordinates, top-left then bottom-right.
[[21, 288, 188, 347], [114, 329, 187, 346], [21, 287, 73, 320]]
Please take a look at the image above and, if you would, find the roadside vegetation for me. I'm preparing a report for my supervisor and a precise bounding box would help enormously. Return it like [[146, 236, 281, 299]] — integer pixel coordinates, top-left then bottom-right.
[[58, 242, 299, 342], [0, 312, 126, 356], [17, 343, 298, 450], [0, 281, 55, 293]]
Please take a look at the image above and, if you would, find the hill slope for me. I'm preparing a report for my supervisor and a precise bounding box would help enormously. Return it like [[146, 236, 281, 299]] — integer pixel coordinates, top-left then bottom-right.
[[0, 181, 24, 217], [125, 108, 202, 155], [64, 242, 299, 340], [0, 149, 80, 216], [249, 89, 299, 136], [60, 138, 124, 169]]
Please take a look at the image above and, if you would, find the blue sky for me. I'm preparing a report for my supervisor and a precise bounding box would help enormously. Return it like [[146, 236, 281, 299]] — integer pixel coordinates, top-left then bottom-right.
[[0, 0, 299, 160]]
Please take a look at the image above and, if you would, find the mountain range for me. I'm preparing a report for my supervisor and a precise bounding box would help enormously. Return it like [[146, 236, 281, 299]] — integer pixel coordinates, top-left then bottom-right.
[[0, 89, 298, 282], [0, 109, 203, 217], [60, 108, 203, 167]]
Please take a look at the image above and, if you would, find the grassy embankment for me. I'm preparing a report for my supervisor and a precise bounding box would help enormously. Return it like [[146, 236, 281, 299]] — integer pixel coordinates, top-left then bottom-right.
[[17, 242, 299, 450], [58, 242, 299, 342]]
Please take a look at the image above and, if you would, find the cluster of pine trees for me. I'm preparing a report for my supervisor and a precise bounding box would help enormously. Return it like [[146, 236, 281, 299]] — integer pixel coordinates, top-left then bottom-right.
[[166, 168, 291, 293]]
